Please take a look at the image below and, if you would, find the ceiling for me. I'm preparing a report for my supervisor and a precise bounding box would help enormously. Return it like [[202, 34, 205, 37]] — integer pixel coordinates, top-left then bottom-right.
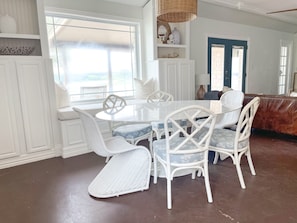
[[103, 0, 297, 25], [103, 0, 148, 7], [200, 0, 297, 25]]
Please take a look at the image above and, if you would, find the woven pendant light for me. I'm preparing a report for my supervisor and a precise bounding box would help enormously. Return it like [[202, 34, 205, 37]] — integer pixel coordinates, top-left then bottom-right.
[[156, 0, 197, 23]]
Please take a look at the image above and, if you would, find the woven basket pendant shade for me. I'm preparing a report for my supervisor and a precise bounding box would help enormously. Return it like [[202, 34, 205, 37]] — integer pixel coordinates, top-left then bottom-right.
[[156, 0, 197, 23]]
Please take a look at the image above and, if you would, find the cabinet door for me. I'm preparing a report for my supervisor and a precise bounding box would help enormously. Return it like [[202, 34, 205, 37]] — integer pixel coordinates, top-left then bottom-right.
[[159, 61, 179, 98], [177, 60, 195, 100], [157, 60, 195, 100], [0, 60, 25, 159], [16, 59, 52, 153]]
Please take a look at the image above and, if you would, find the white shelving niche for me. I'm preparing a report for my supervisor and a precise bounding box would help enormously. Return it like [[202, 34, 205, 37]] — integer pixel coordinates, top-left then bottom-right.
[[156, 21, 190, 59], [0, 0, 45, 56], [143, 0, 195, 101]]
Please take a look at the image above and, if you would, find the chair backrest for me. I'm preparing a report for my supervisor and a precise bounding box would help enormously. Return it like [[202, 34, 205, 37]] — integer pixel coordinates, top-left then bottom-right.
[[215, 90, 244, 128], [235, 97, 260, 146], [164, 105, 216, 165], [73, 107, 111, 157], [146, 90, 174, 103], [220, 90, 244, 107], [103, 94, 127, 110]]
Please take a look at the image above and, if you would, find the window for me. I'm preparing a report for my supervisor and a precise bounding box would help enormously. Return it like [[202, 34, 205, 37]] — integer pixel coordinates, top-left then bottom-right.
[[46, 14, 140, 103], [278, 41, 291, 94]]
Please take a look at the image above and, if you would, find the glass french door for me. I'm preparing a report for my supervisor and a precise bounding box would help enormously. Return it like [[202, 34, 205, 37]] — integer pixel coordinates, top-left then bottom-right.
[[208, 37, 247, 92]]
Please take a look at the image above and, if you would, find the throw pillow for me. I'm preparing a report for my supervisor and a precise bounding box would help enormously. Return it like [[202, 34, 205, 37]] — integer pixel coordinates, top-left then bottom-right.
[[55, 83, 70, 108], [222, 86, 233, 93], [134, 78, 155, 99]]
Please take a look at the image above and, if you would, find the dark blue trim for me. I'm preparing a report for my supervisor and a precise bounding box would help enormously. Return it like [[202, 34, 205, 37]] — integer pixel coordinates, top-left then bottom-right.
[[208, 37, 247, 92]]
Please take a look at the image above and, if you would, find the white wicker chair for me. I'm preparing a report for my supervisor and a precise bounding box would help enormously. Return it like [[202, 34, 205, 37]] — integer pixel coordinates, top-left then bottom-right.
[[215, 90, 244, 128], [146, 90, 174, 103], [103, 94, 153, 152], [73, 107, 151, 198], [196, 90, 244, 161], [153, 105, 217, 209], [196, 90, 244, 129], [146, 90, 187, 140], [203, 97, 260, 189], [146, 91, 174, 140]]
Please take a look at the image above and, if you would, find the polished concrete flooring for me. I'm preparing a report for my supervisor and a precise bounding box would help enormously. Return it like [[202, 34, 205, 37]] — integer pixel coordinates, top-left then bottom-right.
[[0, 130, 297, 223]]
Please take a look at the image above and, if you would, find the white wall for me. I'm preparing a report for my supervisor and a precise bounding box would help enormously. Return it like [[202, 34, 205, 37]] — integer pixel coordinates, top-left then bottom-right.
[[190, 17, 294, 94], [44, 0, 296, 94], [44, 0, 142, 19]]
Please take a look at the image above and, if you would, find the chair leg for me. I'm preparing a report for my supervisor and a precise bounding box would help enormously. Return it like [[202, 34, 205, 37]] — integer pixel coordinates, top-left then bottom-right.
[[246, 149, 256, 176], [153, 154, 158, 184], [155, 129, 162, 140], [105, 156, 111, 163], [204, 164, 213, 203], [235, 158, 246, 189], [197, 169, 203, 177], [167, 174, 172, 209], [213, 152, 219, 164], [148, 132, 153, 155]]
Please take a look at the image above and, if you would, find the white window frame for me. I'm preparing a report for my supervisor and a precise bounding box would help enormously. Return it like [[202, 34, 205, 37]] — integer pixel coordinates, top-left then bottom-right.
[[278, 40, 292, 95], [45, 9, 143, 104]]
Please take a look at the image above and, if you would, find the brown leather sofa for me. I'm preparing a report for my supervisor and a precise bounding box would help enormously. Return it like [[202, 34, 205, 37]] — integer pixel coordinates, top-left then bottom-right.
[[243, 94, 297, 136]]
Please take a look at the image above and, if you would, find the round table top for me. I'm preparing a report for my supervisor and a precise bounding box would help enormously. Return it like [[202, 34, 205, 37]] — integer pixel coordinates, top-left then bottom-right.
[[96, 100, 238, 123]]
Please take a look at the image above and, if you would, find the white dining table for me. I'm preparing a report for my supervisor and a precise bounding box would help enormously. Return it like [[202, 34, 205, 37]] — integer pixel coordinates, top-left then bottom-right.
[[96, 100, 237, 123], [96, 100, 238, 178]]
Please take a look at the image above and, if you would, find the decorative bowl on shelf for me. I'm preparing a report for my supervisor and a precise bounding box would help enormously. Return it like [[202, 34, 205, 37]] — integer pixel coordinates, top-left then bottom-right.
[[0, 46, 35, 55]]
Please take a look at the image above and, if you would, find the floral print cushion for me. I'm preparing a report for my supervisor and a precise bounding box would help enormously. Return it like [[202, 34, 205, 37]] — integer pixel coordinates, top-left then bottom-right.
[[153, 137, 205, 164], [198, 127, 248, 150], [151, 119, 187, 130], [112, 123, 152, 140]]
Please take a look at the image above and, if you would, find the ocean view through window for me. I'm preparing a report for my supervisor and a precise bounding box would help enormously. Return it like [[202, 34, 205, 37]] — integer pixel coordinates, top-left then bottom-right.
[[46, 14, 140, 103]]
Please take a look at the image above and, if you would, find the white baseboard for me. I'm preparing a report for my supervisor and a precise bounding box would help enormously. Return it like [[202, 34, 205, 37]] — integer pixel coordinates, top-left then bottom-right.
[[62, 143, 92, 158]]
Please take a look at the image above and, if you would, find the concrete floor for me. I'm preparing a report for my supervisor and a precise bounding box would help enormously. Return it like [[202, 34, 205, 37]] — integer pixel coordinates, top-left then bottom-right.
[[0, 130, 296, 223]]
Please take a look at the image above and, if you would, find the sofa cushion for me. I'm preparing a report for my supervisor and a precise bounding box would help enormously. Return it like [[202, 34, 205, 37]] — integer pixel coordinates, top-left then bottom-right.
[[243, 94, 297, 136]]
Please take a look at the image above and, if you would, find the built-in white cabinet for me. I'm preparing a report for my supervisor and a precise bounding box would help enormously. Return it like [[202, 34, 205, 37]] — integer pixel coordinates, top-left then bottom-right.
[[16, 59, 52, 152], [0, 59, 25, 160], [143, 1, 195, 100], [59, 117, 112, 158], [0, 57, 55, 169], [151, 59, 195, 100]]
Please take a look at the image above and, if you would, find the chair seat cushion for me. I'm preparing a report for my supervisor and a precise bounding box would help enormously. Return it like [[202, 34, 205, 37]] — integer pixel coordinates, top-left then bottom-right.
[[151, 120, 187, 130], [151, 121, 170, 130], [112, 123, 152, 139], [197, 127, 248, 150], [153, 138, 204, 164]]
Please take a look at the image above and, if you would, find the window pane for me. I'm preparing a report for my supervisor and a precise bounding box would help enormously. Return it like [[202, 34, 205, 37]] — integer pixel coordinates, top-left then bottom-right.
[[211, 45, 225, 91], [231, 46, 243, 91], [110, 49, 134, 96], [46, 15, 139, 103], [278, 44, 290, 95], [281, 46, 287, 56]]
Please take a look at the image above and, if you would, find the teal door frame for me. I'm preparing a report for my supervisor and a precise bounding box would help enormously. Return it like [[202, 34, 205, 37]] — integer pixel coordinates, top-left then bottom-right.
[[208, 37, 248, 92]]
